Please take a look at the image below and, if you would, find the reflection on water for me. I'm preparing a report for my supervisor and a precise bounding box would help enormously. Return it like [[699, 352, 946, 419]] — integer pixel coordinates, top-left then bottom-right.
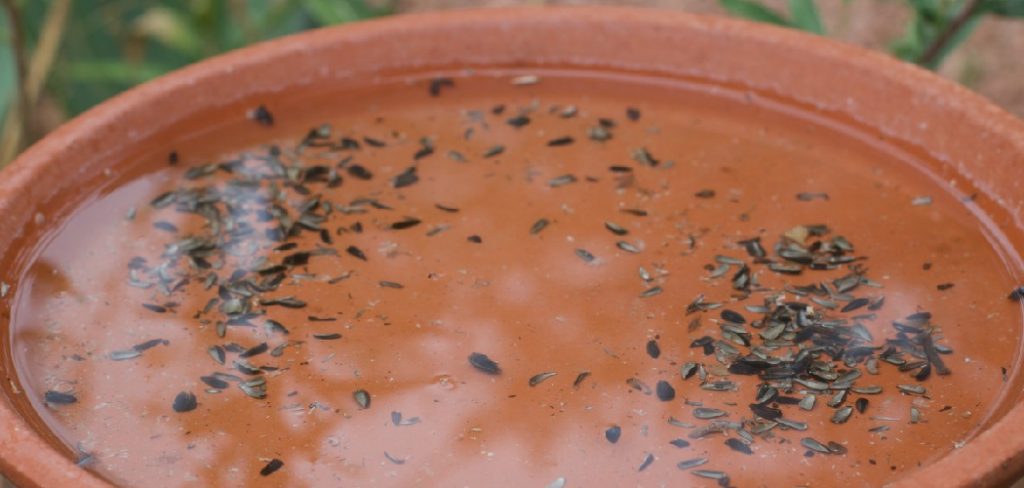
[[8, 74, 1023, 487]]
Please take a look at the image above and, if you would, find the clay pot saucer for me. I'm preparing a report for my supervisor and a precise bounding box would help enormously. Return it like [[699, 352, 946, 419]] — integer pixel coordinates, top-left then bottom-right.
[[1, 7, 1023, 488]]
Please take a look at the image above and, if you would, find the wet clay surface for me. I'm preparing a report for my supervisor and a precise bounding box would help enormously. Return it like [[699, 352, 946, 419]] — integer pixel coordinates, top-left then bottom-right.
[[7, 72, 1023, 487]]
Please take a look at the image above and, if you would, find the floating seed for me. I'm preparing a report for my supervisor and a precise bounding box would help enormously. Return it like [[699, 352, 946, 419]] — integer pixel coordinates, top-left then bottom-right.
[[799, 394, 816, 411], [725, 438, 753, 455], [796, 192, 829, 201], [694, 189, 715, 199], [547, 136, 574, 147], [616, 241, 641, 253], [506, 115, 530, 127], [637, 453, 655, 472], [680, 362, 698, 380], [353, 389, 371, 409], [200, 375, 229, 389], [573, 371, 591, 389], [172, 391, 197, 413], [827, 441, 848, 455], [776, 418, 808, 430], [208, 345, 226, 365], [639, 286, 662, 298], [694, 407, 727, 419], [1010, 286, 1024, 301], [898, 384, 926, 395], [692, 470, 728, 480], [842, 298, 870, 313], [392, 167, 419, 188], [801, 437, 831, 454], [575, 249, 595, 263], [677, 458, 708, 470], [142, 303, 167, 313], [44, 390, 77, 405], [379, 281, 404, 289], [483, 145, 505, 158], [832, 406, 854, 424], [259, 458, 284, 476], [468, 352, 501, 375], [911, 195, 933, 206], [549, 174, 577, 187], [605, 425, 621, 443], [656, 380, 676, 401], [701, 381, 736, 392], [626, 377, 652, 394], [240, 378, 267, 399], [720, 309, 746, 324], [669, 438, 690, 448], [250, 105, 274, 126], [240, 342, 269, 358], [646, 339, 661, 359], [588, 125, 612, 141], [313, 333, 342, 340], [529, 372, 557, 387], [530, 218, 550, 235], [604, 221, 628, 236], [109, 349, 141, 361]]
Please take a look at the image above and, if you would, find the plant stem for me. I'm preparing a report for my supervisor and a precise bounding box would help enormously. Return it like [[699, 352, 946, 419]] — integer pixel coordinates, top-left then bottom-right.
[[1, 0, 29, 151], [918, 0, 985, 67]]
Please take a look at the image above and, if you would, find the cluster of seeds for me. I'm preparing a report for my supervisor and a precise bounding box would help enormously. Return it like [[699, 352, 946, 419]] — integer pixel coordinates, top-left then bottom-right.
[[32, 75, 985, 484]]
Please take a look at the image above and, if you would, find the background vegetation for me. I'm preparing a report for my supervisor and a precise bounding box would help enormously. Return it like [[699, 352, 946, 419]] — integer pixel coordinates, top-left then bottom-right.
[[0, 0, 1021, 166]]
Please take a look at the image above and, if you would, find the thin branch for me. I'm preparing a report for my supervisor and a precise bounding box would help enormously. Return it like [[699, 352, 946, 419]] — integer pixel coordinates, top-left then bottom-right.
[[918, 0, 986, 67], [1, 0, 29, 147], [0, 0, 73, 166]]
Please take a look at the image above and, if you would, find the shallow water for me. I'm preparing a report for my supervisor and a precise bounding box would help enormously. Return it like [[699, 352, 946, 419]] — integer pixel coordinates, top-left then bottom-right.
[[8, 73, 1023, 487]]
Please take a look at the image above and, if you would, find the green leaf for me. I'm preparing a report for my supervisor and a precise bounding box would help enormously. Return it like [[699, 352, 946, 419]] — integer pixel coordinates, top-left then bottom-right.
[[62, 60, 169, 84], [789, 0, 825, 34], [0, 10, 12, 121], [303, 0, 373, 25], [133, 6, 204, 58], [717, 0, 791, 26], [986, 0, 1024, 16], [786, 0, 827, 33]]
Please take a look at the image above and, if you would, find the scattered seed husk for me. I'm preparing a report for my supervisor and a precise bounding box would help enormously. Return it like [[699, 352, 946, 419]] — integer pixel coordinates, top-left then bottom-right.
[[800, 437, 831, 454], [468, 352, 501, 375], [694, 407, 727, 419], [546, 477, 566, 488], [646, 339, 660, 358], [529, 372, 557, 387], [530, 218, 550, 235], [656, 380, 676, 401], [605, 425, 621, 443], [172, 391, 197, 413], [353, 389, 371, 409], [725, 438, 753, 455], [44, 390, 77, 405], [677, 458, 708, 470], [832, 406, 854, 424], [259, 458, 284, 476], [637, 453, 655, 471], [573, 371, 591, 389], [692, 470, 728, 480]]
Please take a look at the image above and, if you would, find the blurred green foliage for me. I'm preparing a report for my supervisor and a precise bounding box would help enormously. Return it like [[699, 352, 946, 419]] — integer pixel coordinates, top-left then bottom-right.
[[0, 0, 389, 123], [719, 0, 1024, 69]]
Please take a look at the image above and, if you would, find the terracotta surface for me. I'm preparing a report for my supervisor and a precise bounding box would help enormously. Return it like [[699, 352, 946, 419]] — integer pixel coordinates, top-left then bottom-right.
[[1, 7, 1024, 488]]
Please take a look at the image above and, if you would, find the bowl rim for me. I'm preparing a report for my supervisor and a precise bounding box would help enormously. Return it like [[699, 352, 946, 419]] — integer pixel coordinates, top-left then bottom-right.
[[1, 6, 1023, 487]]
